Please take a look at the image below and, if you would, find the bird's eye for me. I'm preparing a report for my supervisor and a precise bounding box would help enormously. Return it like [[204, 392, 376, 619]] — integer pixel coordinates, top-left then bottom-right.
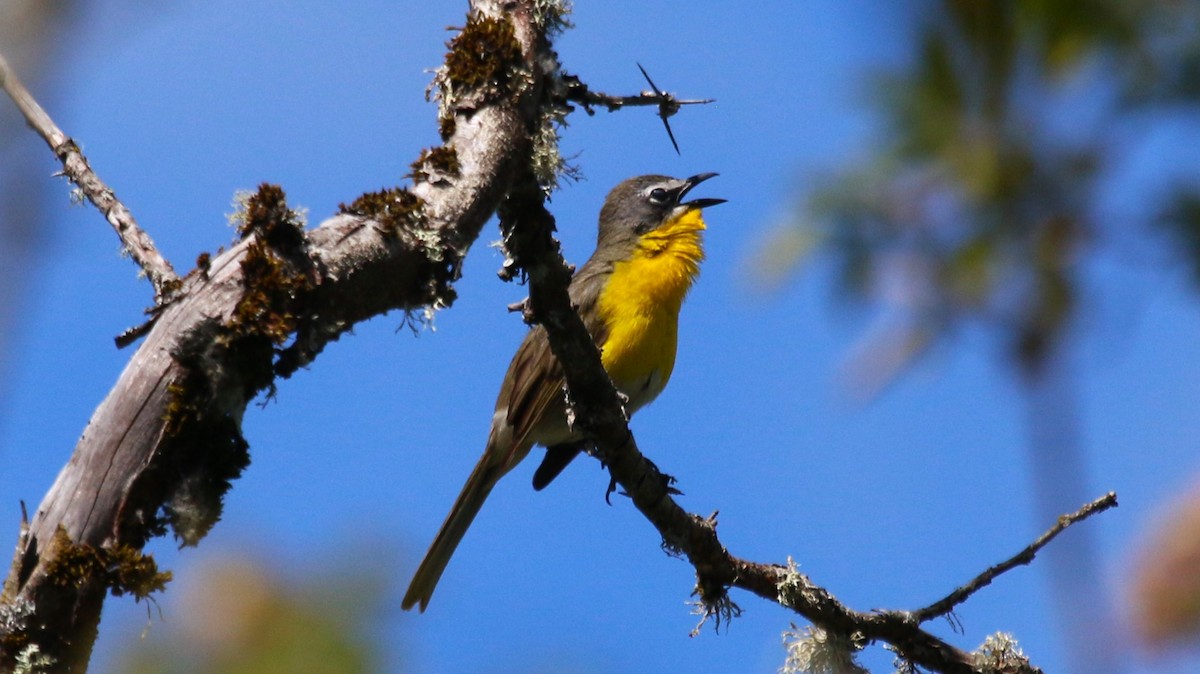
[[648, 187, 669, 204]]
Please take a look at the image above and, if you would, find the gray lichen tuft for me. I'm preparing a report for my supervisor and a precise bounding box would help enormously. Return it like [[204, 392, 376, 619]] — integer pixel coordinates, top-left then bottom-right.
[[531, 0, 573, 34], [780, 624, 868, 674], [974, 633, 1035, 674], [776, 557, 822, 609], [531, 110, 570, 194], [0, 598, 36, 665], [13, 644, 55, 674]]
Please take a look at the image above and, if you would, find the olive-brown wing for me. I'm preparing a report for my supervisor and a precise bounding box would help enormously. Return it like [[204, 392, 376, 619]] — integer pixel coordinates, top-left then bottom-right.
[[496, 260, 613, 466]]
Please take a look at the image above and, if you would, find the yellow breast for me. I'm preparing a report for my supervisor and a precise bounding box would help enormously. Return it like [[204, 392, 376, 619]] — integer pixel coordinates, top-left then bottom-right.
[[596, 209, 706, 410]]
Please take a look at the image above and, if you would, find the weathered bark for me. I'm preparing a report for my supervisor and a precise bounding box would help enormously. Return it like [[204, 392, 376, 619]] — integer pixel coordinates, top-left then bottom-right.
[[0, 1, 552, 669]]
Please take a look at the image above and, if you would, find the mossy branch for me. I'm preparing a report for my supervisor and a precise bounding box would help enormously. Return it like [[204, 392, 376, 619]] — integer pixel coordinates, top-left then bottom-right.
[[0, 1, 556, 670]]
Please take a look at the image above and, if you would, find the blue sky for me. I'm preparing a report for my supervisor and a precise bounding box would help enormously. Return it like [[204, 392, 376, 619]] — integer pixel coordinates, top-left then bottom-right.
[[3, 2, 1200, 673]]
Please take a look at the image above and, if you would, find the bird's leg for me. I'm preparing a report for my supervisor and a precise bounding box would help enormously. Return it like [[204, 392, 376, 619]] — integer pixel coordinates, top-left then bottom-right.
[[641, 457, 682, 497], [603, 455, 682, 505]]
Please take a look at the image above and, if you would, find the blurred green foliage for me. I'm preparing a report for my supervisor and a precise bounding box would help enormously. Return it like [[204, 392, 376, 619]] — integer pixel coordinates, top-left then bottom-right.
[[1162, 190, 1200, 286], [113, 554, 387, 674], [772, 0, 1200, 375], [762, 3, 1200, 666]]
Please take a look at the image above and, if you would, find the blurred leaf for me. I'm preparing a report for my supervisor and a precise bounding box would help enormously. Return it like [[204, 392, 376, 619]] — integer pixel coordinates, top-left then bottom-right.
[[749, 215, 824, 291], [842, 319, 939, 399], [1119, 4, 1200, 104], [116, 554, 388, 674], [1131, 479, 1200, 648], [1159, 190, 1200, 287], [884, 31, 965, 162], [1016, 264, 1074, 374], [943, 233, 995, 306], [945, 0, 1014, 105], [776, 0, 1173, 376], [1015, 0, 1141, 73]]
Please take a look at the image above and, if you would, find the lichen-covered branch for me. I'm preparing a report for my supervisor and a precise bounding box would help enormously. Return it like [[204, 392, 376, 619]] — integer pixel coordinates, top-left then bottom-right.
[[0, 50, 181, 303], [0, 1, 561, 670]]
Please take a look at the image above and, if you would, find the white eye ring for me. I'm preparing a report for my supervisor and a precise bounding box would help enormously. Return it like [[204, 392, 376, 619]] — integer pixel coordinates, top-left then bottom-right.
[[648, 187, 669, 204]]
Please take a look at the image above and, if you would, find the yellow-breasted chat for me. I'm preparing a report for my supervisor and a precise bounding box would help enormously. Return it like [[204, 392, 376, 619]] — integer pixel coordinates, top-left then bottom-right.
[[402, 173, 724, 612]]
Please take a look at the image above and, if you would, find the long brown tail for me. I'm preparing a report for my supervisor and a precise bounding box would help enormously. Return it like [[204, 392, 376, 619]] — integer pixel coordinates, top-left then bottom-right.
[[402, 455, 502, 612]]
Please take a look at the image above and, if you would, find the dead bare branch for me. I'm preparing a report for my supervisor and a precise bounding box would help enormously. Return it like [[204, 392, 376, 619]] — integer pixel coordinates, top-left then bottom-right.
[[914, 492, 1119, 624], [560, 64, 713, 154], [0, 51, 180, 303]]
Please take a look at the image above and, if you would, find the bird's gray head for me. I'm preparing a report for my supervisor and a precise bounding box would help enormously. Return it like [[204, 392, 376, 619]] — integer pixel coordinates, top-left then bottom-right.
[[594, 173, 725, 257]]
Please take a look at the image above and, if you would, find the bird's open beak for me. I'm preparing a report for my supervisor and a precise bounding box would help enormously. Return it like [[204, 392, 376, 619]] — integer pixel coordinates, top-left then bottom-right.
[[679, 172, 727, 210]]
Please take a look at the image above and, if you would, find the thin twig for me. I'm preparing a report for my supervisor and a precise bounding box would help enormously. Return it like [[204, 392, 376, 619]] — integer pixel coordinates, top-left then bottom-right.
[[0, 50, 180, 302], [561, 65, 713, 154], [913, 491, 1119, 623], [562, 72, 714, 113]]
